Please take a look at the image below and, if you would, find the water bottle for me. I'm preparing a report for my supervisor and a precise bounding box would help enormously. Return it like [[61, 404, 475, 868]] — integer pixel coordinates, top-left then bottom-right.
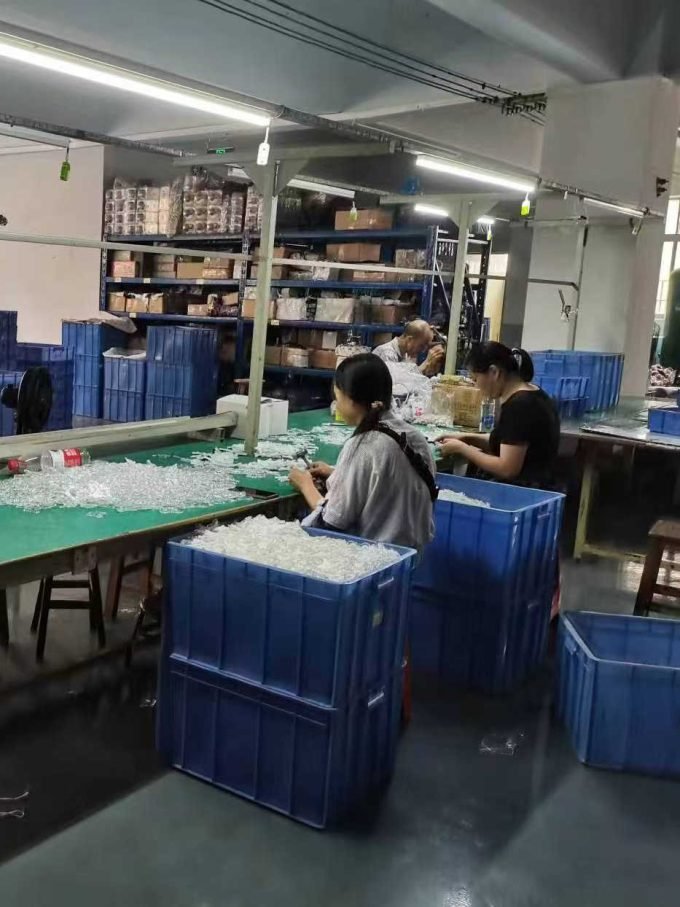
[[39, 448, 92, 470], [479, 399, 496, 432]]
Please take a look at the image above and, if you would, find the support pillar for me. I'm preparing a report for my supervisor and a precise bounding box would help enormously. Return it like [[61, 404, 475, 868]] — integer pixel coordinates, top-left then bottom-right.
[[445, 200, 472, 374]]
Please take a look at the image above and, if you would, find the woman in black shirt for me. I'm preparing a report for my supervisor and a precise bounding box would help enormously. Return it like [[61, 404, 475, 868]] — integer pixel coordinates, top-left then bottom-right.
[[437, 342, 560, 488]]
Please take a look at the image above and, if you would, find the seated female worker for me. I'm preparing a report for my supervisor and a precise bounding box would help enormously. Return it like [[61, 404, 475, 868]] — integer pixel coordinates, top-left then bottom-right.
[[436, 341, 560, 489], [288, 353, 437, 552]]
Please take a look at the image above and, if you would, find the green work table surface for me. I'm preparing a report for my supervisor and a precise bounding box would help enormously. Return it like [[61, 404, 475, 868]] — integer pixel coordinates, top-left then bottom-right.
[[0, 409, 450, 579]]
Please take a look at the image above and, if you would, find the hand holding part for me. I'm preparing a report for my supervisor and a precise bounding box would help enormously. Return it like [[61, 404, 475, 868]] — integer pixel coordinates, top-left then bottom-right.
[[310, 461, 333, 479]]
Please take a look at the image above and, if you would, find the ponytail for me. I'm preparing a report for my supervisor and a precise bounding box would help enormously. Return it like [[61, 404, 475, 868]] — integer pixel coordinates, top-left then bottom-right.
[[466, 341, 534, 382], [334, 353, 393, 438]]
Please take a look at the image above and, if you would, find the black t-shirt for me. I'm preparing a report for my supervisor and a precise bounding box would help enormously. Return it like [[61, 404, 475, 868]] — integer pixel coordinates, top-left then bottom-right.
[[488, 388, 560, 488]]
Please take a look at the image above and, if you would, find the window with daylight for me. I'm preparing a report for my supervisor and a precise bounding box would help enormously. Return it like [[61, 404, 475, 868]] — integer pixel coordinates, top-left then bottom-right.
[[657, 197, 680, 320]]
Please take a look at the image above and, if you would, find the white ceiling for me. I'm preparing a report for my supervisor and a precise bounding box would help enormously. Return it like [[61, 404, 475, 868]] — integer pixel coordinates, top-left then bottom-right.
[[0, 0, 675, 173]]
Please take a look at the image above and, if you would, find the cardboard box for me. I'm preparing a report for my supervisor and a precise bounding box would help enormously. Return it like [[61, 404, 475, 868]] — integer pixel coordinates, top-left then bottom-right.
[[395, 248, 427, 278], [371, 301, 415, 324], [220, 291, 240, 309], [309, 349, 337, 370], [106, 292, 128, 312], [281, 346, 309, 368], [275, 298, 308, 321], [125, 294, 148, 314], [187, 304, 210, 317], [352, 270, 387, 282], [202, 266, 233, 280], [176, 261, 206, 280], [242, 298, 274, 320], [233, 260, 248, 280], [310, 265, 341, 281], [253, 246, 294, 261], [334, 208, 393, 231], [152, 264, 177, 277], [265, 346, 283, 365], [250, 264, 288, 280], [147, 293, 187, 315], [111, 260, 140, 278], [315, 298, 355, 323], [111, 250, 143, 263], [326, 243, 381, 263]]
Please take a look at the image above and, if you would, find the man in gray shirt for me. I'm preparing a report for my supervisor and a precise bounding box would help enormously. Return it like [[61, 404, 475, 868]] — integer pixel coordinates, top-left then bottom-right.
[[373, 319, 445, 377]]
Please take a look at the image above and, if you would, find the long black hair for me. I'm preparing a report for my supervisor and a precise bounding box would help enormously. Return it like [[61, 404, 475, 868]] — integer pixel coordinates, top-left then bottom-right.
[[334, 353, 393, 436], [466, 341, 534, 382]]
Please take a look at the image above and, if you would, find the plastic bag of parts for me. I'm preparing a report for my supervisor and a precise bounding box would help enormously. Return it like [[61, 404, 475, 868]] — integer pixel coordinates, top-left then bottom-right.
[[479, 731, 525, 756], [389, 363, 433, 422]]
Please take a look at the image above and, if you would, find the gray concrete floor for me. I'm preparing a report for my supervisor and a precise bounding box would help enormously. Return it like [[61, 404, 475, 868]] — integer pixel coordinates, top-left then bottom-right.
[[0, 548, 679, 906]]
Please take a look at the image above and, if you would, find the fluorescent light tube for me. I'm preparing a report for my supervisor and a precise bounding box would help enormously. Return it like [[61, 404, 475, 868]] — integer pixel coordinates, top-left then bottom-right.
[[476, 216, 496, 225], [416, 156, 536, 194], [582, 196, 645, 218], [414, 203, 449, 218], [288, 178, 355, 199], [0, 34, 270, 127]]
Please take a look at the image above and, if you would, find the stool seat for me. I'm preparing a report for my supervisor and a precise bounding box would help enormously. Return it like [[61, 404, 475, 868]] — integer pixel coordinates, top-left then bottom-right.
[[635, 519, 680, 616]]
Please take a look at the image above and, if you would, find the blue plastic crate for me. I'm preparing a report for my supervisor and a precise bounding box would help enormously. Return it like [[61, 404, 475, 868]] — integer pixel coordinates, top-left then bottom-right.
[[147, 325, 218, 366], [0, 369, 21, 436], [529, 350, 623, 411], [558, 396, 588, 419], [648, 407, 680, 436], [410, 585, 554, 693], [61, 321, 122, 356], [534, 374, 588, 402], [413, 474, 563, 603], [145, 362, 217, 419], [103, 355, 146, 422], [0, 311, 17, 368], [165, 528, 415, 707], [73, 354, 104, 418], [157, 656, 402, 828], [557, 612, 680, 777]]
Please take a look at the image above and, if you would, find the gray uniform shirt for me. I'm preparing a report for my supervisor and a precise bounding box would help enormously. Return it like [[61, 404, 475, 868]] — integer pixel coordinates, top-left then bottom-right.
[[373, 337, 407, 364], [319, 413, 436, 551]]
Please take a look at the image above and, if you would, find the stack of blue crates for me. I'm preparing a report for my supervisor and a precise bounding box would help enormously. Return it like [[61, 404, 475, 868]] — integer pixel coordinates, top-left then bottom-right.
[[0, 311, 17, 369], [557, 612, 680, 778], [15, 343, 74, 431], [157, 527, 416, 827], [533, 374, 591, 418], [530, 350, 624, 412], [648, 406, 680, 436], [145, 326, 218, 419], [62, 321, 122, 419], [103, 354, 146, 423], [410, 475, 564, 694]]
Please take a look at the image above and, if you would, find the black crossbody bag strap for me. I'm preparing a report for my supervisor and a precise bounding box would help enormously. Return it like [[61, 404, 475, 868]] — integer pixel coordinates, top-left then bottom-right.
[[374, 424, 439, 503]]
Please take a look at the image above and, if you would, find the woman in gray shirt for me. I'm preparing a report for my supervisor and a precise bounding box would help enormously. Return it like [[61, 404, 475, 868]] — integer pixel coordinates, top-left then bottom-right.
[[288, 354, 436, 552]]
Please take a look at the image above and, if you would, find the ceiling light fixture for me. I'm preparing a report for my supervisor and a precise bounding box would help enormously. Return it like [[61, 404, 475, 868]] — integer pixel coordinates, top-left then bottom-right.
[[416, 155, 536, 194], [476, 216, 496, 225], [288, 178, 355, 199], [413, 203, 449, 218], [0, 33, 271, 127], [582, 196, 645, 218]]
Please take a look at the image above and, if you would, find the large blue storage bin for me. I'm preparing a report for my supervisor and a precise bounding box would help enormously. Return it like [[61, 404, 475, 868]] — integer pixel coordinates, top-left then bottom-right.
[[410, 474, 563, 693], [147, 325, 218, 365], [165, 529, 415, 707], [15, 345, 74, 430], [413, 474, 563, 602], [557, 612, 680, 777], [145, 362, 217, 419], [648, 407, 680, 436], [103, 355, 146, 422], [530, 350, 623, 411], [534, 374, 588, 402], [0, 311, 17, 368], [0, 369, 21, 436], [62, 321, 121, 357], [157, 656, 402, 828], [73, 354, 104, 418]]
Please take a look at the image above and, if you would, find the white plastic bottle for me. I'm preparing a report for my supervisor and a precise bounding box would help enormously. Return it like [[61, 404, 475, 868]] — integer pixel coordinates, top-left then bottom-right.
[[39, 448, 92, 470]]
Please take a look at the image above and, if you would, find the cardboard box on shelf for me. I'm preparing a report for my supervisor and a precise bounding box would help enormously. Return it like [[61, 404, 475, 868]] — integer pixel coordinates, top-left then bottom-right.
[[371, 301, 416, 325], [310, 264, 341, 281], [187, 304, 210, 317], [395, 248, 427, 278], [275, 298, 308, 321], [253, 246, 294, 261], [281, 346, 309, 368], [125, 294, 148, 314], [176, 261, 206, 280], [321, 330, 339, 349], [314, 298, 355, 324], [110, 260, 140, 278], [106, 292, 128, 312], [233, 260, 248, 280], [220, 291, 240, 309], [147, 293, 187, 315], [152, 263, 177, 277], [250, 264, 288, 280], [202, 266, 233, 280], [334, 208, 394, 231], [111, 250, 143, 263], [326, 243, 381, 263], [265, 345, 283, 365], [309, 349, 337, 370], [352, 270, 387, 282], [242, 298, 275, 320]]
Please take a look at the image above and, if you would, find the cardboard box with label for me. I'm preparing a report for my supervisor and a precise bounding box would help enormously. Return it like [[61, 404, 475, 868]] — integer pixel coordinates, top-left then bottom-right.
[[147, 293, 187, 315], [111, 260, 140, 278], [334, 208, 394, 231], [186, 304, 210, 317], [106, 292, 128, 312], [176, 260, 206, 280], [372, 301, 416, 324], [112, 250, 144, 263], [281, 346, 309, 368], [242, 298, 275, 320], [326, 243, 381, 263], [125, 294, 148, 314]]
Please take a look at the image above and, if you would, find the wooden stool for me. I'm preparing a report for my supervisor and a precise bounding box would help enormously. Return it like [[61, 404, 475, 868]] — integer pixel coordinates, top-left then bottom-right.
[[635, 520, 680, 616], [105, 550, 157, 621], [31, 569, 105, 661]]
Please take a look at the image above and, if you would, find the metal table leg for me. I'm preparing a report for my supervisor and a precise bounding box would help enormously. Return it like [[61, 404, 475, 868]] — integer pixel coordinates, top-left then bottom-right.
[[574, 448, 596, 560], [0, 588, 8, 648]]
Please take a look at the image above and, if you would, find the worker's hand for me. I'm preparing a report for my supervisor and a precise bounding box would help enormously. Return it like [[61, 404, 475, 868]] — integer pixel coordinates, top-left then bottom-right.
[[428, 344, 445, 363], [288, 466, 315, 492], [436, 438, 466, 458], [310, 461, 333, 479], [422, 344, 445, 377]]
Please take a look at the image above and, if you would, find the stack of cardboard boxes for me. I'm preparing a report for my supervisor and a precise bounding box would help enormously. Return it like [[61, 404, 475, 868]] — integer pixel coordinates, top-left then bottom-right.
[[266, 328, 342, 370]]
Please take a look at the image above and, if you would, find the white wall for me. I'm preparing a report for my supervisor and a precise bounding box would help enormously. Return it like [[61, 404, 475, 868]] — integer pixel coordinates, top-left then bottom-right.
[[0, 146, 104, 343]]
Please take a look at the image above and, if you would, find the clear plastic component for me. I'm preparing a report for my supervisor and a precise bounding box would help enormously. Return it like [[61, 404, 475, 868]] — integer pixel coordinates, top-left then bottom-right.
[[185, 516, 400, 583], [438, 488, 491, 508]]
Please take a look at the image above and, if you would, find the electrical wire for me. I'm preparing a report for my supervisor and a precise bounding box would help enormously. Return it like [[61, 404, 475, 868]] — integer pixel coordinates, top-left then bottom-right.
[[197, 0, 509, 104]]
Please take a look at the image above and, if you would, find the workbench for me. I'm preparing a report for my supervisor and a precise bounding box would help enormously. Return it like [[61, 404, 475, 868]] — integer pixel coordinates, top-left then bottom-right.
[[564, 400, 680, 562]]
